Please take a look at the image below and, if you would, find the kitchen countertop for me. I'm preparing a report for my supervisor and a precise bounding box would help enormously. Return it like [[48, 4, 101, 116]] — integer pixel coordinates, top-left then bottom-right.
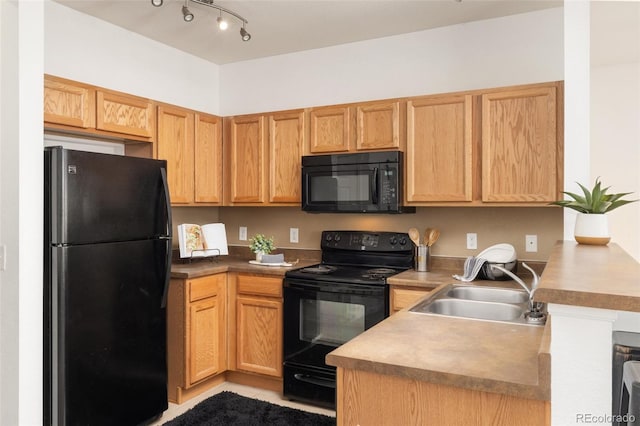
[[171, 257, 317, 279], [326, 275, 551, 401], [535, 241, 640, 312]]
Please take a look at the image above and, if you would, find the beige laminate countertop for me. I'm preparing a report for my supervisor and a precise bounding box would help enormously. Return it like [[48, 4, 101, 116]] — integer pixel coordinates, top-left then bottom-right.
[[535, 241, 640, 312], [171, 257, 317, 279], [329, 266, 551, 401]]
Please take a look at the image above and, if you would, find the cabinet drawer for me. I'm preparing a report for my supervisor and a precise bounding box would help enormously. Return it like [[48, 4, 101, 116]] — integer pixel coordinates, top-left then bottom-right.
[[390, 287, 431, 313], [189, 274, 225, 302], [237, 274, 282, 298]]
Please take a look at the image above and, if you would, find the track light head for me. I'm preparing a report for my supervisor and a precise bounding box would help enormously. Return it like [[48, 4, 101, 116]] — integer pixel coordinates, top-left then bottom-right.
[[240, 26, 251, 42], [217, 16, 228, 31], [150, 0, 163, 6], [182, 5, 194, 22]]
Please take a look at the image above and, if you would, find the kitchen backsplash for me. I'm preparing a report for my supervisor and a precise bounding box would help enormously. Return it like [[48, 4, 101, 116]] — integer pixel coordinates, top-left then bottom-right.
[[172, 206, 563, 261]]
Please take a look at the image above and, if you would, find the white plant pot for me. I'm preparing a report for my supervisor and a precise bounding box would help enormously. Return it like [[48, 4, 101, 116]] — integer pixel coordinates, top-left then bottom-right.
[[574, 213, 610, 245], [255, 251, 264, 262]]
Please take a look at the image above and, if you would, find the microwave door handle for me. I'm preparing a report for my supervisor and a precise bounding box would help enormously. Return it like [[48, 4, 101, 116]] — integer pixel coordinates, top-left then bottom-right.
[[371, 167, 379, 204]]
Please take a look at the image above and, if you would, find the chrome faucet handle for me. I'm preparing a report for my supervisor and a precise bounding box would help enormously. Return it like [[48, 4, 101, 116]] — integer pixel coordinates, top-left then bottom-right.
[[522, 262, 540, 291]]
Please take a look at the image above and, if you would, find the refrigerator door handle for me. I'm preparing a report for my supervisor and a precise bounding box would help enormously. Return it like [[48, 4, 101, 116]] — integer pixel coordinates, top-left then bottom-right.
[[160, 167, 172, 309]]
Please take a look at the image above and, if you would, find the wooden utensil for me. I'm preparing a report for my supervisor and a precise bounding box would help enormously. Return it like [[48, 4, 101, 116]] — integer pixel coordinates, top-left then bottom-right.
[[408, 228, 420, 246], [427, 228, 440, 246], [424, 228, 432, 246]]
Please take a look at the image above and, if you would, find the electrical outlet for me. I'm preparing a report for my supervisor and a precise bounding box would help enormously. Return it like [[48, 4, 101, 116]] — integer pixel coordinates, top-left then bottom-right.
[[526, 234, 538, 252], [466, 233, 477, 250], [290, 228, 299, 243], [239, 226, 247, 241]]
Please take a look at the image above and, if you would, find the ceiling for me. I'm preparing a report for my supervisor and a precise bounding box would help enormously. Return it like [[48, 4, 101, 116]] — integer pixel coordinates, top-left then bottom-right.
[[53, 0, 562, 65]]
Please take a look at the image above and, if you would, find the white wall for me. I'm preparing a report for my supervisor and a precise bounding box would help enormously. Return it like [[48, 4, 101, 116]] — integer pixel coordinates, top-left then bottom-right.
[[0, 1, 44, 424], [220, 7, 564, 116], [44, 0, 220, 115]]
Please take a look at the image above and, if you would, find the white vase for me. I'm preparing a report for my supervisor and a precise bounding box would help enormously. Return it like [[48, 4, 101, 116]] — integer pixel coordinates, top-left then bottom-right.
[[574, 213, 610, 245], [255, 251, 264, 262]]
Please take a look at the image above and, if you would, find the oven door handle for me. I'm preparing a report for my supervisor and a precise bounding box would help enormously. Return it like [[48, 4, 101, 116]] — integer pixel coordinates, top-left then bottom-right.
[[293, 373, 336, 389], [285, 280, 385, 295]]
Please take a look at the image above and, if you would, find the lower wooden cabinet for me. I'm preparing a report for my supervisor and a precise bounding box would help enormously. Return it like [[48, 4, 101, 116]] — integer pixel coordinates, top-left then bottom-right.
[[230, 273, 283, 378], [167, 273, 227, 403], [389, 285, 433, 314]]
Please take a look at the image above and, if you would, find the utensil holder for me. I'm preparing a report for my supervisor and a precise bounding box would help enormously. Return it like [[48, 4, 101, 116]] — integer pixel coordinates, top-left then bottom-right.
[[415, 245, 429, 272]]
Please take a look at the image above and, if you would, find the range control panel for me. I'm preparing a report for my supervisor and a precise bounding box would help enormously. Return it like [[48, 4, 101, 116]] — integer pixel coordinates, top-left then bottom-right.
[[321, 231, 411, 252]]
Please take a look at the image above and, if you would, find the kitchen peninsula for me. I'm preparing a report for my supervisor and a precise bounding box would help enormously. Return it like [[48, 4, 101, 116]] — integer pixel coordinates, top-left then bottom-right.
[[327, 242, 640, 426]]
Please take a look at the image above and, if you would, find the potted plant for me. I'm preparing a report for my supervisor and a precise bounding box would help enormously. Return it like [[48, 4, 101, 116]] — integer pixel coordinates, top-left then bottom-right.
[[249, 234, 275, 261], [550, 178, 638, 245]]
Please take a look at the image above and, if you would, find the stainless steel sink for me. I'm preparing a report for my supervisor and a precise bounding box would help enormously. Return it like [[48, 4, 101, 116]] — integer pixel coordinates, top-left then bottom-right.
[[409, 284, 545, 325], [415, 299, 524, 321], [446, 285, 529, 304]]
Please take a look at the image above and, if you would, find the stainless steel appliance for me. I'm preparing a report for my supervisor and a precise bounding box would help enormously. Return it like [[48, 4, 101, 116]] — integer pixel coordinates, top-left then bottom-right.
[[283, 230, 414, 408], [44, 147, 171, 425], [301, 151, 415, 214]]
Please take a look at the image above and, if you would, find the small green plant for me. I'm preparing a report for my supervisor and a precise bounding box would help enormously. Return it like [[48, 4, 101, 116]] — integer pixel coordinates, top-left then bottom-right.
[[550, 177, 638, 214], [249, 234, 275, 254]]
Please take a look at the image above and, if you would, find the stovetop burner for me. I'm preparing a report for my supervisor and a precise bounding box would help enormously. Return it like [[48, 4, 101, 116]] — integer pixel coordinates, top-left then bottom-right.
[[299, 265, 338, 275], [362, 268, 398, 280]]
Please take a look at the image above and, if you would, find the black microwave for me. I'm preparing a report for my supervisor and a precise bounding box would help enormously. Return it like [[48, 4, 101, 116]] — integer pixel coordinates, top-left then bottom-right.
[[301, 151, 415, 214]]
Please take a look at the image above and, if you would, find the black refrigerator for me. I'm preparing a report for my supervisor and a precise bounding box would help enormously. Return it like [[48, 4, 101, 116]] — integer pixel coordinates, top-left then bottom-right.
[[44, 146, 172, 426]]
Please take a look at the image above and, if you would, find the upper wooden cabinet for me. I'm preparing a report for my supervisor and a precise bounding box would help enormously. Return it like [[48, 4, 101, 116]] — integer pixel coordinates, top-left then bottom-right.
[[308, 106, 352, 153], [224, 110, 304, 206], [308, 100, 404, 155], [44, 77, 95, 128], [96, 90, 155, 138], [481, 84, 562, 203], [356, 100, 404, 151], [268, 111, 304, 203], [44, 75, 155, 143], [406, 94, 473, 203], [405, 81, 563, 206], [157, 105, 222, 206], [224, 114, 267, 204]]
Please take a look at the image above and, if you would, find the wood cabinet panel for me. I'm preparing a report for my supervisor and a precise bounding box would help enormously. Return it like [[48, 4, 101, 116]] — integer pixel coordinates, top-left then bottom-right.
[[44, 77, 95, 128], [309, 106, 352, 153], [96, 90, 155, 138], [406, 94, 473, 203], [356, 101, 402, 151], [194, 114, 223, 203], [482, 85, 560, 202], [157, 105, 195, 204], [390, 286, 431, 314], [336, 368, 550, 426], [236, 296, 283, 377], [187, 297, 220, 385], [237, 274, 282, 298], [225, 115, 267, 204], [268, 111, 304, 203]]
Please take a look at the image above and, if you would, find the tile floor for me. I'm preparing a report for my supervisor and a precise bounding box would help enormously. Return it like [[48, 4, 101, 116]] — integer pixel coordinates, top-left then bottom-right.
[[150, 382, 336, 425]]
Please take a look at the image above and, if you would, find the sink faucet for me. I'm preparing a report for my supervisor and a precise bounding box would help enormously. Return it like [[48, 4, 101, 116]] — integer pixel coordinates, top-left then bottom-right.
[[490, 262, 541, 312]]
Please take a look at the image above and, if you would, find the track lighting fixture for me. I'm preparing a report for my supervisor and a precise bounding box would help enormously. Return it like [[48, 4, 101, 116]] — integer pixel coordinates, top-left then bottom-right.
[[151, 0, 251, 41], [182, 5, 194, 22]]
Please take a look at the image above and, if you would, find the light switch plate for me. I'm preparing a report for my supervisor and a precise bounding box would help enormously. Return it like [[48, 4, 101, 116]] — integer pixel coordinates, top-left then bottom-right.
[[239, 226, 247, 241]]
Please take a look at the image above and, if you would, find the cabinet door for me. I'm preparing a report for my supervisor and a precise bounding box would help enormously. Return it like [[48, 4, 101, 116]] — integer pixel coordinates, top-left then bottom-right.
[[406, 95, 473, 202], [236, 296, 282, 377], [157, 105, 195, 204], [356, 101, 402, 151], [44, 76, 95, 128], [225, 115, 267, 204], [309, 106, 352, 153], [268, 111, 304, 203], [187, 296, 220, 385], [482, 85, 559, 202], [96, 90, 155, 138], [194, 113, 223, 204]]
